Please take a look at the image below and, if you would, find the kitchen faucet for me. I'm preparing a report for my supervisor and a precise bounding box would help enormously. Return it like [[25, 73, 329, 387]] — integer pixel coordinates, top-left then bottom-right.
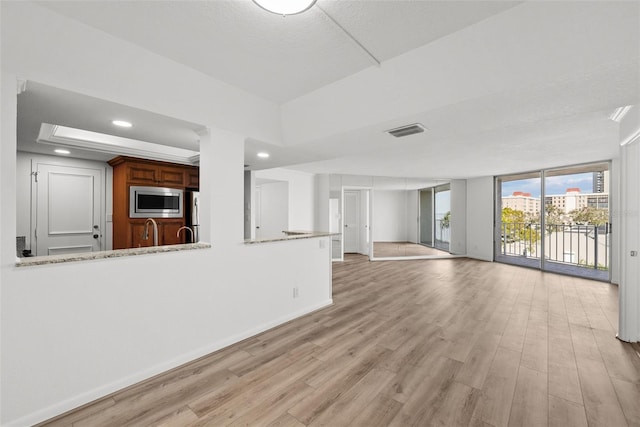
[[177, 226, 194, 243], [143, 218, 158, 246]]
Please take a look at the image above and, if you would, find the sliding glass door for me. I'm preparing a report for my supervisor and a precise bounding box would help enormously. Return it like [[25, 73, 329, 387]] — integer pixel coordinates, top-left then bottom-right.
[[542, 164, 610, 280], [495, 162, 611, 281], [434, 184, 451, 251], [495, 172, 542, 269], [419, 188, 433, 247], [418, 184, 450, 252]]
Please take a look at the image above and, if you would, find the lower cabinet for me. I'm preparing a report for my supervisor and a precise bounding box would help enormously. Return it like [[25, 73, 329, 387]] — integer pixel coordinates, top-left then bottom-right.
[[129, 220, 186, 248], [162, 222, 187, 245]]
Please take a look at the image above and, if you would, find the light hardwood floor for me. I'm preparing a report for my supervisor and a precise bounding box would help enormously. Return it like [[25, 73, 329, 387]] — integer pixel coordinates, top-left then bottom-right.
[[373, 242, 451, 258], [40, 255, 640, 426]]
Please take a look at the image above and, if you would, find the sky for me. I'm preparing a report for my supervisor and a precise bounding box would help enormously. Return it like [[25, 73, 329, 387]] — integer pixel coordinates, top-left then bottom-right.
[[435, 190, 450, 218], [502, 172, 594, 198]]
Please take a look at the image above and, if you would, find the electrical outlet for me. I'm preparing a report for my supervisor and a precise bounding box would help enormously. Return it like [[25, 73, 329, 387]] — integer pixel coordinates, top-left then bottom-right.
[[319, 239, 326, 249], [293, 287, 299, 298]]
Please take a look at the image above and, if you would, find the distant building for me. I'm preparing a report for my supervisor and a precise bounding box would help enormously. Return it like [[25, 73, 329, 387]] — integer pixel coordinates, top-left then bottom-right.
[[545, 188, 609, 213], [502, 191, 540, 215], [592, 170, 609, 193]]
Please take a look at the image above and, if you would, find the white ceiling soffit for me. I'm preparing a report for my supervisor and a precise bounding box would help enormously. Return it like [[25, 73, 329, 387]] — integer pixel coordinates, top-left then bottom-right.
[[37, 0, 521, 104], [17, 81, 206, 162], [37, 124, 200, 165]]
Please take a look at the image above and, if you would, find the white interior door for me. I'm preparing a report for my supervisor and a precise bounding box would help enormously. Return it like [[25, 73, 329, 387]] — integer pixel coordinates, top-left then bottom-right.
[[35, 163, 103, 256], [344, 190, 360, 253], [256, 181, 289, 239], [255, 187, 262, 239], [360, 190, 370, 255]]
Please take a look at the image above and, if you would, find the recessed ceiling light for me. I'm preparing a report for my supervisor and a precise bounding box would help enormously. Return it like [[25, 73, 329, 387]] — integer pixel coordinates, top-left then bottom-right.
[[253, 0, 316, 15], [609, 106, 633, 122], [54, 149, 70, 155], [257, 152, 270, 158], [38, 123, 199, 165], [112, 120, 132, 128]]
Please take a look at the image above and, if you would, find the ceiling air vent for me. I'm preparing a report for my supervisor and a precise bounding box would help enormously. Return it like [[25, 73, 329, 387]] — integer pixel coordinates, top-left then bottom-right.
[[385, 123, 426, 138]]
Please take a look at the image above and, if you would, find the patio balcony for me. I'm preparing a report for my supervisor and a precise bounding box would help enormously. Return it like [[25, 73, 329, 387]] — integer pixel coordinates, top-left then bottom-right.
[[500, 222, 610, 276]]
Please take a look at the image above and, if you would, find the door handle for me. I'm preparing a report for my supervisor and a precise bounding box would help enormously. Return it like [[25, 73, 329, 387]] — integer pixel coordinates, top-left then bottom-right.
[[93, 224, 100, 239]]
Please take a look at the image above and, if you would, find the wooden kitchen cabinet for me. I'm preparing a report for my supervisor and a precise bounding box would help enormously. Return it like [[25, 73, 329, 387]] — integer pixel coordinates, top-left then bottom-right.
[[108, 156, 198, 249], [127, 162, 158, 185], [122, 161, 185, 187], [157, 166, 185, 187], [185, 167, 199, 189], [130, 220, 186, 248], [162, 222, 187, 245]]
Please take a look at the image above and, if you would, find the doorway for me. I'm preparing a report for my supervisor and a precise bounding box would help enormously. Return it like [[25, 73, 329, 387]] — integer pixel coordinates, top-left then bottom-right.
[[419, 188, 433, 246], [344, 190, 360, 253], [255, 181, 288, 240], [434, 184, 451, 251], [34, 162, 104, 256], [495, 162, 611, 281], [418, 183, 451, 252], [342, 188, 371, 257]]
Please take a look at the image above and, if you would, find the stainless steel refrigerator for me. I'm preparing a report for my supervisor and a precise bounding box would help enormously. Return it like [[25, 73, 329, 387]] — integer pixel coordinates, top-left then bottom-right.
[[185, 191, 200, 243]]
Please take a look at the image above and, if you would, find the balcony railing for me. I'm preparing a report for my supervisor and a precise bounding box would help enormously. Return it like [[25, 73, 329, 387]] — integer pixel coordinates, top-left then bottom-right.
[[435, 219, 450, 251], [500, 222, 609, 271]]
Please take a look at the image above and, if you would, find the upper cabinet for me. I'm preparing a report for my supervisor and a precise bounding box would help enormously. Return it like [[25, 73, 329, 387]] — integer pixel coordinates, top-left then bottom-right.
[[109, 156, 198, 188], [185, 168, 200, 189]]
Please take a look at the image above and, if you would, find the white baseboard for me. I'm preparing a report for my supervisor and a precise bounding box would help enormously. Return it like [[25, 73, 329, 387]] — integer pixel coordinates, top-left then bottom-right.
[[7, 299, 333, 427], [466, 253, 493, 262]]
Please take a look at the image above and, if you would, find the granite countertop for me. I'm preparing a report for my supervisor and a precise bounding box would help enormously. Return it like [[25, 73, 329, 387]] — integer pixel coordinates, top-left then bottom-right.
[[244, 231, 339, 245], [15, 242, 211, 267]]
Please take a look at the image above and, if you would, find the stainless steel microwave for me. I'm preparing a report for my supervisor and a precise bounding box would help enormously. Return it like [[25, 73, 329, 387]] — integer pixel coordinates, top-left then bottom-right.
[[129, 186, 183, 218]]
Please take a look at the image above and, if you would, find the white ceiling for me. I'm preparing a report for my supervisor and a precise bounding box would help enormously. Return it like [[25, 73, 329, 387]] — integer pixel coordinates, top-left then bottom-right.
[[37, 0, 521, 104], [19, 1, 640, 180]]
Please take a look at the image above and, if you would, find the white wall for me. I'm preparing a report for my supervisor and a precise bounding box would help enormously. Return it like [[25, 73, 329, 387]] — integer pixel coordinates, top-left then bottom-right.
[[618, 106, 640, 342], [314, 174, 330, 232], [450, 180, 467, 255], [244, 170, 253, 239], [255, 168, 315, 231], [466, 177, 494, 261], [1, 4, 331, 425], [372, 190, 408, 242], [611, 158, 621, 285]]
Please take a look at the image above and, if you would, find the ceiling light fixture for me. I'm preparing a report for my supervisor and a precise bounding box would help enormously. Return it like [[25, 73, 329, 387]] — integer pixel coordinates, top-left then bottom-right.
[[112, 120, 132, 128], [609, 105, 633, 122], [253, 0, 317, 16], [621, 127, 640, 147], [257, 152, 270, 158], [54, 148, 70, 155]]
